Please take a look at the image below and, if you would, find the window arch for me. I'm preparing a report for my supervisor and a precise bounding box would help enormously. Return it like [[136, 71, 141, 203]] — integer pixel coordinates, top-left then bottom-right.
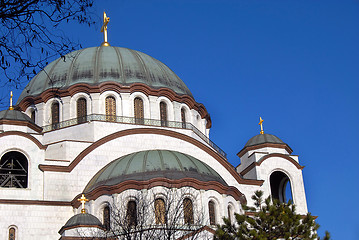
[[270, 171, 293, 203], [208, 200, 216, 225], [106, 96, 116, 122], [103, 206, 110, 230], [227, 205, 233, 223], [0, 151, 28, 188], [160, 101, 167, 127], [77, 98, 87, 124], [181, 108, 186, 129], [126, 200, 137, 227], [134, 97, 144, 125], [8, 227, 16, 240], [154, 198, 166, 224], [183, 198, 194, 224], [30, 110, 36, 123], [51, 101, 59, 127]]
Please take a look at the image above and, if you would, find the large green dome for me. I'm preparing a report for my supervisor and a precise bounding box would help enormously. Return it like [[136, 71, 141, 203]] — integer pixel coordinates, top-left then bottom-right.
[[84, 150, 227, 193], [17, 46, 192, 103]]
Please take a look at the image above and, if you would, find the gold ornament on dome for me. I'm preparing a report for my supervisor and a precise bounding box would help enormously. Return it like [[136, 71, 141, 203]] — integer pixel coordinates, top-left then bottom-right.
[[77, 194, 89, 214], [101, 11, 110, 46], [258, 117, 264, 134], [9, 91, 14, 110]]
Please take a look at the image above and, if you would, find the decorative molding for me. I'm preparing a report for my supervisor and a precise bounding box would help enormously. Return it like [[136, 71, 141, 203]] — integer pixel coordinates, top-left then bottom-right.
[[73, 177, 246, 207], [237, 143, 293, 158], [38, 128, 263, 186], [0, 131, 46, 150], [0, 119, 43, 133], [0, 199, 71, 206], [16, 82, 212, 128], [240, 153, 304, 176]]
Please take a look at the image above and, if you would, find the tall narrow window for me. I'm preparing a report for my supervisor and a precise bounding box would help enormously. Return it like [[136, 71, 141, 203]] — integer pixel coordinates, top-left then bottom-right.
[[0, 151, 28, 188], [183, 198, 194, 224], [9, 227, 15, 240], [126, 201, 137, 227], [134, 97, 144, 125], [106, 96, 116, 122], [155, 198, 166, 224], [103, 206, 110, 230], [181, 108, 186, 129], [208, 201, 216, 225], [160, 102, 167, 127], [30, 110, 35, 123], [51, 102, 59, 129], [227, 205, 232, 223], [77, 98, 87, 124]]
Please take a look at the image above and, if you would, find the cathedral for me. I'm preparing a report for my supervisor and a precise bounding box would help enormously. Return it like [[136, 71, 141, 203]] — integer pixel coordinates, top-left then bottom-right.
[[0, 14, 308, 240]]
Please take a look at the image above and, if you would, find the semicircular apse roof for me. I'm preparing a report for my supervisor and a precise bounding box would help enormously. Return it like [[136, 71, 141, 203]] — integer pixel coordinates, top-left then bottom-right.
[[84, 150, 227, 193], [18, 46, 192, 103]]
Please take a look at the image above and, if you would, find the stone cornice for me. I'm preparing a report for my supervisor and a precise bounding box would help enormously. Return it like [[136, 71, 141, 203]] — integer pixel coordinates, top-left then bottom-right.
[[16, 82, 212, 129], [0, 119, 42, 133], [0, 131, 46, 149], [237, 143, 293, 158], [0, 199, 71, 206]]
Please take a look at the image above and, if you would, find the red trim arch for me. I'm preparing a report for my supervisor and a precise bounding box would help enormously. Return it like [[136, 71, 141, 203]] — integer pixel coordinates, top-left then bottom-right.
[[16, 82, 212, 127], [38, 128, 263, 186], [240, 153, 304, 176], [73, 177, 247, 207], [0, 131, 46, 150]]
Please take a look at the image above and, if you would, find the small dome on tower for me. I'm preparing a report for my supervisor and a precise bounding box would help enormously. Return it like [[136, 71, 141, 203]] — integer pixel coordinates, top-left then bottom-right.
[[244, 133, 284, 147], [58, 213, 103, 234], [0, 109, 34, 123]]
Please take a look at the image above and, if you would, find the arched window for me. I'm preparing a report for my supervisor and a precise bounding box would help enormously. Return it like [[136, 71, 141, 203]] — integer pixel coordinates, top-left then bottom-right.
[[126, 200, 137, 227], [181, 108, 186, 129], [51, 102, 59, 128], [103, 206, 110, 230], [160, 102, 167, 127], [30, 110, 35, 123], [77, 98, 87, 124], [208, 201, 216, 225], [134, 97, 144, 125], [8, 227, 15, 240], [270, 171, 293, 203], [0, 151, 28, 188], [106, 96, 116, 122], [183, 198, 194, 224], [227, 205, 232, 223], [155, 198, 166, 224]]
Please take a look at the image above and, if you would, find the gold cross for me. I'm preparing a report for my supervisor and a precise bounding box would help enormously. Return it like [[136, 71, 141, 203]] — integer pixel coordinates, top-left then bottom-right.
[[100, 11, 110, 46], [77, 194, 89, 214], [9, 91, 13, 110], [258, 117, 264, 134]]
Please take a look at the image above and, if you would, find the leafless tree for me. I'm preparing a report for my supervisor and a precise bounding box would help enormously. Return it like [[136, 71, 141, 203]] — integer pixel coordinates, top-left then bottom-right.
[[0, 0, 95, 106], [80, 187, 212, 240]]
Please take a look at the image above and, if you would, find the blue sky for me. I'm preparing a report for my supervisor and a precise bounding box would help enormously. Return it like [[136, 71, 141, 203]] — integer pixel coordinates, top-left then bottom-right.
[[3, 0, 359, 238]]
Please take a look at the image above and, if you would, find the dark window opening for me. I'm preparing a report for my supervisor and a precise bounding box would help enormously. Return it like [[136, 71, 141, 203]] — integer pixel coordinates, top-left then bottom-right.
[[208, 201, 216, 225], [160, 102, 167, 127], [183, 198, 194, 224], [9, 227, 15, 240], [270, 171, 293, 203], [126, 200, 137, 227], [30, 110, 35, 123], [77, 98, 87, 124], [0, 151, 28, 188], [106, 96, 116, 122], [155, 198, 166, 224], [181, 108, 186, 129], [51, 102, 59, 129], [134, 98, 144, 125], [103, 206, 110, 230]]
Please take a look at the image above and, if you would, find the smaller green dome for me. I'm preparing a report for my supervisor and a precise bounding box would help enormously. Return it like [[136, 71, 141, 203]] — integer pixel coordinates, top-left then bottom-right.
[[0, 110, 33, 123], [84, 150, 227, 193], [59, 213, 102, 234], [245, 134, 284, 147]]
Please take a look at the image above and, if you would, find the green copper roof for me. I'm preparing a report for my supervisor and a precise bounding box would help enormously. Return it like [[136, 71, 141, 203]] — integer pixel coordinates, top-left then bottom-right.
[[59, 213, 102, 234], [245, 133, 284, 147], [0, 110, 34, 123], [18, 46, 192, 103], [84, 150, 227, 193]]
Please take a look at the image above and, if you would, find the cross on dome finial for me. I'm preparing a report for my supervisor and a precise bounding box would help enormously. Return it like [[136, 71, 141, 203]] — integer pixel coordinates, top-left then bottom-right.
[[77, 194, 89, 214], [100, 11, 110, 47], [258, 117, 264, 134], [9, 91, 13, 110]]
